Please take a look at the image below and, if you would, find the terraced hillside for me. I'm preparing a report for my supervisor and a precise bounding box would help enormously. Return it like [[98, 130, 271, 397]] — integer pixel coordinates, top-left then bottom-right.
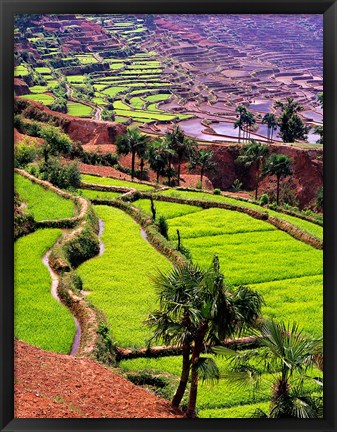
[[13, 13, 324, 420], [14, 14, 322, 143]]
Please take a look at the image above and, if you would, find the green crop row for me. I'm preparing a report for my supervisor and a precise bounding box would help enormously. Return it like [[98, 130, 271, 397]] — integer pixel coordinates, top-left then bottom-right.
[[158, 189, 323, 238], [15, 173, 75, 221], [133, 199, 202, 220], [81, 174, 154, 191], [21, 93, 54, 105], [119, 354, 322, 416], [14, 65, 29, 77], [67, 102, 92, 117], [77, 189, 122, 200], [77, 205, 172, 347], [15, 228, 75, 353]]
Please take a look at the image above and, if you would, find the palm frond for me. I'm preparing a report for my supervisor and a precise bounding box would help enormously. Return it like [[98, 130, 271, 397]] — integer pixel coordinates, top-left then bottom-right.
[[197, 357, 220, 385]]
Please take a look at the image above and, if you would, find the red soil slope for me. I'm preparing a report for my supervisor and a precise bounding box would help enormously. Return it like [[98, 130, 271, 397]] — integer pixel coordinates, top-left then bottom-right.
[[14, 340, 182, 418]]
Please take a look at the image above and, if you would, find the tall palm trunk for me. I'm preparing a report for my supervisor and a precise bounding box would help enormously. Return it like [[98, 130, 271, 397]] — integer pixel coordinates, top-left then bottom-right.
[[177, 156, 182, 186], [186, 323, 208, 418], [255, 159, 260, 200], [131, 150, 136, 180], [200, 167, 204, 188], [172, 343, 190, 407], [276, 174, 281, 206], [140, 158, 144, 179]]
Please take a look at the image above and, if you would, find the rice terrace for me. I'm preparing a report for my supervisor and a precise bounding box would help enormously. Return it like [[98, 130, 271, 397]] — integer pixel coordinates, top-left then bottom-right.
[[13, 13, 323, 419]]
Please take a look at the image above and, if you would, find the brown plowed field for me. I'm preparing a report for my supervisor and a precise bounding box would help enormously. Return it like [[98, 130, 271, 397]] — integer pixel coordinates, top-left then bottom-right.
[[14, 340, 183, 418]]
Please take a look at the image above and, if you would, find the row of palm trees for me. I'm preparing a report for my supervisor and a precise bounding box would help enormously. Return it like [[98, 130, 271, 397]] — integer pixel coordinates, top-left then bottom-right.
[[236, 140, 292, 205], [234, 97, 311, 144], [147, 257, 323, 419], [116, 126, 215, 187]]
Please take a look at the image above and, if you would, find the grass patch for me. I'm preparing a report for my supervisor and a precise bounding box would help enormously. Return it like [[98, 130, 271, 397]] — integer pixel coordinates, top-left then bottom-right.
[[75, 54, 98, 64], [145, 94, 171, 102], [77, 189, 122, 200], [66, 75, 86, 84], [29, 85, 48, 94], [77, 205, 171, 347], [268, 210, 323, 239], [120, 355, 321, 416], [102, 86, 128, 97], [15, 229, 75, 353], [81, 174, 154, 191], [250, 275, 323, 338], [67, 102, 92, 117], [167, 208, 275, 239], [21, 93, 54, 105], [15, 173, 75, 221], [14, 65, 29, 77], [159, 189, 263, 211], [35, 66, 52, 75], [133, 199, 203, 220]]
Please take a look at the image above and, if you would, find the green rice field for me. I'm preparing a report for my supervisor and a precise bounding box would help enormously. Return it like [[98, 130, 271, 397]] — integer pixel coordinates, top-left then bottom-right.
[[78, 189, 122, 200], [21, 93, 54, 105], [15, 229, 75, 353], [120, 353, 322, 418], [81, 174, 154, 191], [15, 173, 75, 221], [67, 102, 92, 117], [77, 205, 171, 347]]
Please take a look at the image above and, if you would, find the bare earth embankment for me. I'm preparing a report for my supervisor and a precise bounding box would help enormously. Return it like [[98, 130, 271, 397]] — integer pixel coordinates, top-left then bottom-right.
[[14, 340, 182, 418]]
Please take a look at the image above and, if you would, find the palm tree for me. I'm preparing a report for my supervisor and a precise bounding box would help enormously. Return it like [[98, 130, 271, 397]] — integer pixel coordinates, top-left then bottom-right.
[[116, 128, 149, 180], [147, 256, 264, 417], [245, 111, 256, 141], [189, 148, 216, 188], [215, 320, 323, 418], [166, 126, 196, 186], [274, 97, 309, 143], [146, 262, 205, 408], [236, 140, 269, 200], [147, 139, 174, 183], [234, 105, 247, 143], [262, 113, 277, 142], [263, 154, 292, 206]]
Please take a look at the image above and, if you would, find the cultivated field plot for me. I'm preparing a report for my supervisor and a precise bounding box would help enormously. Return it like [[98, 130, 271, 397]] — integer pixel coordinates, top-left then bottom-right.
[[158, 189, 323, 239], [133, 198, 323, 337], [21, 93, 54, 105], [120, 353, 322, 418], [15, 173, 75, 221], [81, 174, 154, 191], [67, 102, 92, 117], [77, 205, 172, 348], [78, 189, 122, 201], [15, 229, 75, 353]]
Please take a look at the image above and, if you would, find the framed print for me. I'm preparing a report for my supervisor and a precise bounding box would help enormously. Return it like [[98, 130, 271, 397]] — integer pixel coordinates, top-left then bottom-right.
[[1, 0, 336, 431]]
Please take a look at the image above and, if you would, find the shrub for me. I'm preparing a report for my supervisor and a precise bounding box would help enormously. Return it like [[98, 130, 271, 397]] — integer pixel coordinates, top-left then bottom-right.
[[231, 179, 243, 192], [39, 159, 81, 189], [14, 137, 38, 168], [260, 193, 269, 206], [64, 226, 99, 268], [14, 192, 35, 239], [213, 188, 221, 195], [95, 321, 116, 366], [316, 187, 323, 210], [157, 215, 169, 240], [39, 124, 72, 159], [50, 97, 68, 114]]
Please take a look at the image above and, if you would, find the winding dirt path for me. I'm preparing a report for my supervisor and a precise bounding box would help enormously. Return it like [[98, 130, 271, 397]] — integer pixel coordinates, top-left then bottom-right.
[[94, 105, 103, 121], [42, 250, 81, 356]]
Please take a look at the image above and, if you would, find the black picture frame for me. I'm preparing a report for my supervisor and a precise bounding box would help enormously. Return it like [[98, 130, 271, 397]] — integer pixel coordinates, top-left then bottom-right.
[[1, 0, 336, 431]]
